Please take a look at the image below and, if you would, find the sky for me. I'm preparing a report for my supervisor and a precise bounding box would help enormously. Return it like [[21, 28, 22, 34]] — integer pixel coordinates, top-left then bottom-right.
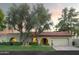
[[0, 3, 79, 31]]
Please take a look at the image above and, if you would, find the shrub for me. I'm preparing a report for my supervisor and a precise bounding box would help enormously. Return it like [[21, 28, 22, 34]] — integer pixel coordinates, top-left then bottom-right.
[[0, 42, 10, 45], [29, 42, 38, 45], [33, 37, 37, 43], [12, 42, 23, 45], [0, 42, 22, 45]]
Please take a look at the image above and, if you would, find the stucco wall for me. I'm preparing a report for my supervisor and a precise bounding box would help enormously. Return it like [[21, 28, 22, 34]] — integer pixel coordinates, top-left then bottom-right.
[[0, 33, 73, 46], [37, 37, 72, 46], [0, 33, 32, 42], [0, 34, 20, 42]]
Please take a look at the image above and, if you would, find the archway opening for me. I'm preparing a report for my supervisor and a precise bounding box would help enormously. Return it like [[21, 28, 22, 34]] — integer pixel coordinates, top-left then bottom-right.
[[40, 38, 48, 45]]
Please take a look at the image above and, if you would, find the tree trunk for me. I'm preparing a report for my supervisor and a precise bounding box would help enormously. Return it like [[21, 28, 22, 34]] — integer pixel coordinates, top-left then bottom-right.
[[19, 31, 23, 42], [22, 32, 31, 46]]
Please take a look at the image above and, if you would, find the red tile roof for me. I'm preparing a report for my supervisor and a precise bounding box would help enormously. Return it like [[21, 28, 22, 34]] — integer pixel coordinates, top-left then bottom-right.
[[0, 29, 72, 37], [37, 31, 72, 37]]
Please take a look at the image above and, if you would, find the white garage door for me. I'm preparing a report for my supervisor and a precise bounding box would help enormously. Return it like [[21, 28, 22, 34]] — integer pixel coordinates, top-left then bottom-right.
[[51, 39, 68, 46]]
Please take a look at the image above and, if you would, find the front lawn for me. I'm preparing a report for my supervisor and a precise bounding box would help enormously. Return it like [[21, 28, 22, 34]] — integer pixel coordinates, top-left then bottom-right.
[[0, 45, 55, 51]]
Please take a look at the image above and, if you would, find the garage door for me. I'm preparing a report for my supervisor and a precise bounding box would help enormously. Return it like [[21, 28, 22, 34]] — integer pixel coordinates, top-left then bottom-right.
[[51, 39, 68, 46]]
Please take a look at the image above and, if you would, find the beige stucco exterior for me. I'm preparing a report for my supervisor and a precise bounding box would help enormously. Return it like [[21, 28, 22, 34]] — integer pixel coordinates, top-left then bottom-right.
[[37, 37, 72, 46], [0, 33, 73, 47]]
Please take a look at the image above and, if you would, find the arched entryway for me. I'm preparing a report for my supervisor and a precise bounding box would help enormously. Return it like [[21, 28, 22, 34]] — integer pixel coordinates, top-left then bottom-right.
[[40, 38, 48, 45]]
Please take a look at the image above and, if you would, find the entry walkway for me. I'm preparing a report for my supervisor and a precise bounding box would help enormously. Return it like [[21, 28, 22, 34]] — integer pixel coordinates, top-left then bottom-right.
[[53, 46, 79, 51]]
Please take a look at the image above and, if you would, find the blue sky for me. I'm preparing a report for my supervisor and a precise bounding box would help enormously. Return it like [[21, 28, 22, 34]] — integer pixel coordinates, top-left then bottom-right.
[[0, 3, 11, 15]]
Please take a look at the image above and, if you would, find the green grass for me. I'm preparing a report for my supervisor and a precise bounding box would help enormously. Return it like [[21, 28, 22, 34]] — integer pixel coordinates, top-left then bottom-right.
[[0, 45, 55, 51]]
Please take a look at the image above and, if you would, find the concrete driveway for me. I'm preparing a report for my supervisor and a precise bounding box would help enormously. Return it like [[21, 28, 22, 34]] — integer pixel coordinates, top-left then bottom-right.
[[53, 46, 79, 51]]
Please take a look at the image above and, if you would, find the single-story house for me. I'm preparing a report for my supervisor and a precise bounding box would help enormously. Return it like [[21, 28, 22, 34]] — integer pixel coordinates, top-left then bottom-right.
[[0, 30, 73, 46], [33, 31, 72, 46]]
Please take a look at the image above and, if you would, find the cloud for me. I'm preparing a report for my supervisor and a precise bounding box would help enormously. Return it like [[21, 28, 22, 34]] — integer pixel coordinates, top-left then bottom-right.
[[50, 4, 63, 25]]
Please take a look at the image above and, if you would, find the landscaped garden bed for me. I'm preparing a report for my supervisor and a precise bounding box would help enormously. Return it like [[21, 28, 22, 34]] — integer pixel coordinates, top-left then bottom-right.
[[0, 36, 55, 51], [0, 45, 55, 51]]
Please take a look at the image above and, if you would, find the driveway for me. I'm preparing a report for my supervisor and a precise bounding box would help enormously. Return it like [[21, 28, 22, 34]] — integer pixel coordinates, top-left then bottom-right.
[[53, 46, 79, 51]]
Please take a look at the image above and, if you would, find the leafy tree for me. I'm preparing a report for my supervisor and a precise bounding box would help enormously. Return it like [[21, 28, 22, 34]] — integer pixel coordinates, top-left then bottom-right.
[[7, 4, 53, 45], [7, 4, 30, 42], [56, 7, 79, 35], [30, 4, 53, 38], [0, 9, 6, 31]]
